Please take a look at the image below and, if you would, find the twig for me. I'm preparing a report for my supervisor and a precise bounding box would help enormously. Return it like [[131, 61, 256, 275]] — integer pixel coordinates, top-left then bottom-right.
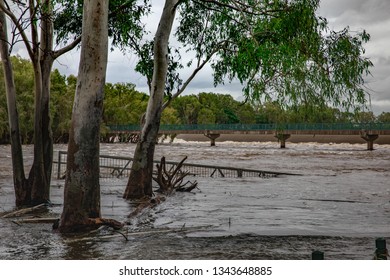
[[114, 229, 129, 241]]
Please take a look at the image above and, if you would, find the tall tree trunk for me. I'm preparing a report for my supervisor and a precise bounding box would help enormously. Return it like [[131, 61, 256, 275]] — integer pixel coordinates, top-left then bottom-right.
[[25, 0, 54, 205], [0, 6, 29, 206], [59, 0, 109, 232], [0, 0, 80, 207], [37, 0, 54, 203], [124, 0, 178, 199], [28, 54, 49, 205]]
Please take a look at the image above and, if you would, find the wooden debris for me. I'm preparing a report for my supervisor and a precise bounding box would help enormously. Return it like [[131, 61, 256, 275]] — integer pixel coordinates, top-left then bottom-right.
[[176, 180, 198, 192], [87, 217, 124, 230], [0, 203, 47, 218], [11, 217, 59, 224], [127, 156, 199, 220], [153, 156, 198, 194]]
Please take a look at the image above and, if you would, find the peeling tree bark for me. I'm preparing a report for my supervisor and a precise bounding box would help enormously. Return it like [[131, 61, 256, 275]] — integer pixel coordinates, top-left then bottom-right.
[[59, 0, 110, 233], [124, 0, 179, 199]]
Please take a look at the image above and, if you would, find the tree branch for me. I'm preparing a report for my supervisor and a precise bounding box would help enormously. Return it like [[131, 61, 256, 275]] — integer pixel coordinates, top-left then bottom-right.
[[162, 46, 220, 110], [199, 0, 245, 13], [28, 0, 39, 58], [52, 35, 81, 59], [194, 0, 287, 16], [0, 1, 34, 58]]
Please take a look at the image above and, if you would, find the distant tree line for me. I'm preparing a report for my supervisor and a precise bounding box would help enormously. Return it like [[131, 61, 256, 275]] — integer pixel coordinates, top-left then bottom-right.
[[1, 56, 389, 144]]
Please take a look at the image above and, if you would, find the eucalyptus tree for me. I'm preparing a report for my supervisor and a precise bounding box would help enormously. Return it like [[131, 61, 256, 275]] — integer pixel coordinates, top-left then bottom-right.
[[123, 0, 373, 198], [0, 4, 26, 205], [58, 0, 111, 232], [124, 0, 179, 198], [55, 0, 149, 231], [0, 0, 79, 206]]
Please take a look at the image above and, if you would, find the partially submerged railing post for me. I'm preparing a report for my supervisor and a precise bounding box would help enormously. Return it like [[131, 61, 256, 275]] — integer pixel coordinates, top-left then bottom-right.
[[57, 151, 64, 179], [375, 238, 388, 260], [117, 159, 133, 178], [311, 250, 324, 260]]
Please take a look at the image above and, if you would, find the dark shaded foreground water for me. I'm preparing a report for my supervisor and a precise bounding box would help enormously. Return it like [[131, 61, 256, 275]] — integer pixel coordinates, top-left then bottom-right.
[[0, 142, 389, 259], [0, 222, 379, 260]]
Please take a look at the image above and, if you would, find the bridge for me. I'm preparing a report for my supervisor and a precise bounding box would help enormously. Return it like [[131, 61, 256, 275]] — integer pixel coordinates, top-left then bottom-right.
[[108, 123, 390, 150]]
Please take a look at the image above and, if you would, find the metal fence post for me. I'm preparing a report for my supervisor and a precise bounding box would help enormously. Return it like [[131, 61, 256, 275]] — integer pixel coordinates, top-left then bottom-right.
[[57, 151, 62, 179]]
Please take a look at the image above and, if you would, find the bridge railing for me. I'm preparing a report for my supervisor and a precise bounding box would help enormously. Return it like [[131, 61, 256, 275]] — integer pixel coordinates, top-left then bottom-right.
[[108, 122, 390, 132]]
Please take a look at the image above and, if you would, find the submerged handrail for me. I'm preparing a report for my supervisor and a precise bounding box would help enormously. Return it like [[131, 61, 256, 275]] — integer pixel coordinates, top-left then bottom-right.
[[53, 151, 298, 180]]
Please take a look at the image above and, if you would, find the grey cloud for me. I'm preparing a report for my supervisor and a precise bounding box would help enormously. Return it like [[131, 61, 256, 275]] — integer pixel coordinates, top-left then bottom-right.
[[319, 0, 390, 24]]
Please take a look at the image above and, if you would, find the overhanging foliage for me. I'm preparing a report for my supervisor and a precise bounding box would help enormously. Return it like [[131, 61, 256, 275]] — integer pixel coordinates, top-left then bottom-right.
[[176, 0, 372, 111]]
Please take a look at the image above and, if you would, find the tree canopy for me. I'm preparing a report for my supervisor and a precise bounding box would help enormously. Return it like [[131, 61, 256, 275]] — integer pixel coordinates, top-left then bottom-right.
[[175, 0, 372, 111], [53, 0, 150, 52]]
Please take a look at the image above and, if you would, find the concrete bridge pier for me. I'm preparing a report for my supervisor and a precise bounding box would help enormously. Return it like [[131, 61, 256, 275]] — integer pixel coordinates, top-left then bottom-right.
[[204, 132, 220, 146], [275, 133, 291, 148], [361, 132, 379, 150]]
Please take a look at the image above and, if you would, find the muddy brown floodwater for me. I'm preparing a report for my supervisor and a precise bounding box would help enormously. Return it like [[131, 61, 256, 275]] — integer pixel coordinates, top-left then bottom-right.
[[0, 140, 389, 259]]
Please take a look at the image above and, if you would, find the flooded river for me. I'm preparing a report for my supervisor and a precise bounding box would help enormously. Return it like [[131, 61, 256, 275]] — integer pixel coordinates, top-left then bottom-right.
[[0, 139, 389, 259]]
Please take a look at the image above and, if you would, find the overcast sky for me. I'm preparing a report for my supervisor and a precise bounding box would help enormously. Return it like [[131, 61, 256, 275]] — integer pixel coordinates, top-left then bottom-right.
[[52, 0, 390, 115]]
